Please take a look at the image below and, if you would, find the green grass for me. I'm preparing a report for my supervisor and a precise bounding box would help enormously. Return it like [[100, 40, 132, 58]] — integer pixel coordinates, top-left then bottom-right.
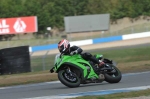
[[95, 46, 150, 63], [72, 89, 150, 99]]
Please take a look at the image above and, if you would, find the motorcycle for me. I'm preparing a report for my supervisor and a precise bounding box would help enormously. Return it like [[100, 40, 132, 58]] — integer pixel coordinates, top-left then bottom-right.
[[50, 53, 122, 88]]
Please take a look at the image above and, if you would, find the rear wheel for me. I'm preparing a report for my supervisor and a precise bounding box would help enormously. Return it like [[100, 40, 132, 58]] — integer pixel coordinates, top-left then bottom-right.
[[58, 69, 80, 88], [104, 65, 122, 83]]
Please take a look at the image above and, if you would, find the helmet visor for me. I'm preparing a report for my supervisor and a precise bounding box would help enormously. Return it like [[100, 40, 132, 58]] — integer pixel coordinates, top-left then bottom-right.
[[58, 46, 63, 53]]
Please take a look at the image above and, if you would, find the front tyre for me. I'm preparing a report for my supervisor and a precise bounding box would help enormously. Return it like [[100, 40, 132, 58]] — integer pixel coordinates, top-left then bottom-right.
[[58, 70, 80, 88], [104, 65, 122, 83]]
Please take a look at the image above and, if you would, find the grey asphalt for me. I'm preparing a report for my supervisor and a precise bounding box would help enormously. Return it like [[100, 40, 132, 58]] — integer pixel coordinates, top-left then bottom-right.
[[0, 72, 150, 99]]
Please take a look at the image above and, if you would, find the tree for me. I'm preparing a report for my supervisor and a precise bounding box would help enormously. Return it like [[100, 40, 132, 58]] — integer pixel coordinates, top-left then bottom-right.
[[0, 0, 150, 35]]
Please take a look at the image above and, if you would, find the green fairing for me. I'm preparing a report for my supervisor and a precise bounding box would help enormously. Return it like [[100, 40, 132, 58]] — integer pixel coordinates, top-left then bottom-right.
[[54, 54, 99, 79], [95, 54, 103, 59]]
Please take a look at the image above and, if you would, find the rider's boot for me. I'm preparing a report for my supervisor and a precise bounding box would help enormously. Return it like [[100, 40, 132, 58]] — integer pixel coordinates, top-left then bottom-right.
[[99, 73, 105, 80]]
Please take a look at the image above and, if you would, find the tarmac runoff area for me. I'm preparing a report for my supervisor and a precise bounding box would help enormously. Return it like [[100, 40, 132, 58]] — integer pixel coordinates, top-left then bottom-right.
[[31, 37, 150, 56]]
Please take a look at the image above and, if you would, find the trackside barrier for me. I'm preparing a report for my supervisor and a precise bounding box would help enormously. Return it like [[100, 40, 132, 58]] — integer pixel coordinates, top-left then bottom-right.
[[29, 32, 150, 52]]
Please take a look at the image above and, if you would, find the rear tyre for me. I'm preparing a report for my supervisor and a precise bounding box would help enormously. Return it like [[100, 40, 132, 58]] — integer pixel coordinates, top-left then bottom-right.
[[58, 70, 80, 88], [104, 65, 122, 83]]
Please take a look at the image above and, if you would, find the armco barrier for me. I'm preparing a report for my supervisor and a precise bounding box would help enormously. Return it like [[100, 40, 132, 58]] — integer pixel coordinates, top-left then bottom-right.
[[29, 32, 150, 52]]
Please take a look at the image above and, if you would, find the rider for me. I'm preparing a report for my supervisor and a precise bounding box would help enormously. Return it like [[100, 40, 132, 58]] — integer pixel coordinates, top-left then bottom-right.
[[58, 39, 104, 68]]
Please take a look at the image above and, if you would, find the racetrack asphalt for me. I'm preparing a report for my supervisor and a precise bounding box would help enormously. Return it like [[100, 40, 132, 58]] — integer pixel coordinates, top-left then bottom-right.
[[0, 71, 150, 99]]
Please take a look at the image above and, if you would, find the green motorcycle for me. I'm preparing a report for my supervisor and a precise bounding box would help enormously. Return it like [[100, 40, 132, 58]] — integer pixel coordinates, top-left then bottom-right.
[[50, 53, 122, 88]]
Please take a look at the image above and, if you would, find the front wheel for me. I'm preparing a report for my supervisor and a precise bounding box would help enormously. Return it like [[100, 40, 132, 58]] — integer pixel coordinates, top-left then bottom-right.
[[104, 65, 122, 83], [58, 70, 80, 88]]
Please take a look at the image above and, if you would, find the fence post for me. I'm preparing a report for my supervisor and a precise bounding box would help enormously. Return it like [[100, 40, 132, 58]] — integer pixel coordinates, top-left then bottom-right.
[[42, 50, 50, 71], [131, 28, 134, 33], [146, 26, 149, 31]]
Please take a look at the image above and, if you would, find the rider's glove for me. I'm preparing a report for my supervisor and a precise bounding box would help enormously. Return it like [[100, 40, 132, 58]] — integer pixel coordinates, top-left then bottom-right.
[[99, 62, 105, 66], [50, 67, 54, 73], [70, 50, 78, 55], [98, 60, 105, 67]]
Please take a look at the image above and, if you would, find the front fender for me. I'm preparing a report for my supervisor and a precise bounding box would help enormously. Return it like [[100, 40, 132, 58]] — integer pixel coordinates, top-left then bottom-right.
[[56, 62, 89, 82]]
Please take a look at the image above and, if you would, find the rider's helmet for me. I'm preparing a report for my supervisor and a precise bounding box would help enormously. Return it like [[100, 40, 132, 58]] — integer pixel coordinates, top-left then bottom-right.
[[58, 39, 70, 53]]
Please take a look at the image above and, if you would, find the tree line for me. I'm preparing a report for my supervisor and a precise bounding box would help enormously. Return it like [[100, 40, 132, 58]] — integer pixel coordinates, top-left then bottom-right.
[[0, 0, 150, 35]]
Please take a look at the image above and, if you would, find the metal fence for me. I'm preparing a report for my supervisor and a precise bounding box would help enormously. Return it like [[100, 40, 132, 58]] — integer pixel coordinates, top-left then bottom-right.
[[30, 52, 55, 72]]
